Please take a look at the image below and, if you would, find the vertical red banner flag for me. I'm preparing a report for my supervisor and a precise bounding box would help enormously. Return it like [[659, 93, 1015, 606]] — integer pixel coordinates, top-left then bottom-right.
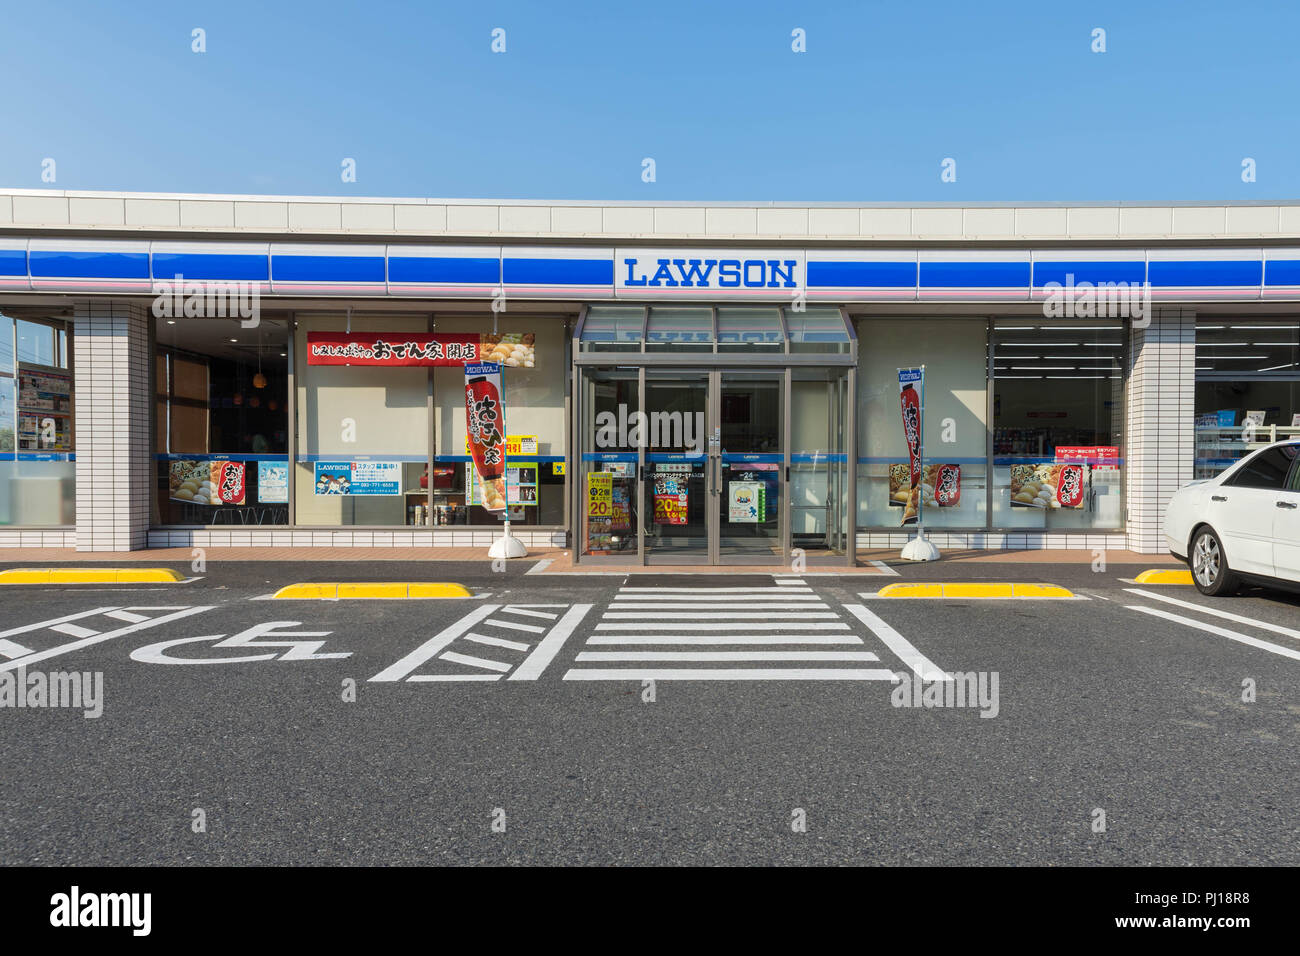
[[465, 362, 508, 511]]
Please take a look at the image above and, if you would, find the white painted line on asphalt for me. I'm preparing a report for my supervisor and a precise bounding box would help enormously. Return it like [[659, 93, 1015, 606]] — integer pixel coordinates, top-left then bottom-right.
[[1125, 588, 1300, 642], [773, 577, 805, 585], [842, 604, 951, 682], [49, 622, 100, 639], [485, 618, 546, 634], [0, 606, 120, 639], [1127, 605, 1300, 662], [564, 667, 899, 681], [575, 651, 882, 662], [440, 650, 513, 672], [369, 605, 500, 682], [501, 603, 569, 608], [525, 559, 554, 574], [499, 607, 559, 620], [0, 607, 216, 673], [602, 610, 840, 620], [103, 609, 151, 623], [608, 602, 829, 610], [616, 587, 815, 594], [464, 632, 531, 652], [408, 673, 502, 682], [509, 604, 593, 681], [0, 638, 34, 660], [869, 560, 902, 576], [595, 621, 850, 631], [586, 634, 865, 645]]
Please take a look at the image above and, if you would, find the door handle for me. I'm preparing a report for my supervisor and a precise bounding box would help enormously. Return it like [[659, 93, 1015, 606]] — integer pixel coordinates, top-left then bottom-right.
[[1278, 500, 1298, 509], [1211, 495, 1227, 502]]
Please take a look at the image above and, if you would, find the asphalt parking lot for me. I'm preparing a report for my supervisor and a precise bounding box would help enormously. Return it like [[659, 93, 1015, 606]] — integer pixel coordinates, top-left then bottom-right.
[[0, 557, 1296, 865]]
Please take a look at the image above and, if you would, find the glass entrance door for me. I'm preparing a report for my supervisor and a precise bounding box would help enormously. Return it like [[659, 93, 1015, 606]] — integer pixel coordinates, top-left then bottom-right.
[[643, 371, 710, 564], [718, 371, 783, 564], [578, 364, 846, 566]]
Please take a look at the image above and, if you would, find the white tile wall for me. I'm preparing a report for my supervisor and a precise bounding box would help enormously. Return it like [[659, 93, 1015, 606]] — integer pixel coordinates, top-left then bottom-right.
[[1125, 309, 1195, 554], [74, 301, 151, 552]]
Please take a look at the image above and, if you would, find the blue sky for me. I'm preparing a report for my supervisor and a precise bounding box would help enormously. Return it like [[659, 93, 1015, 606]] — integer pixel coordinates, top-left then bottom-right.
[[2, 0, 1297, 202]]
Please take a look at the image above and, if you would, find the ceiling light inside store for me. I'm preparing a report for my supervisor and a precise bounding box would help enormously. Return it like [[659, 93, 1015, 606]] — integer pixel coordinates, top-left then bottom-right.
[[1197, 342, 1249, 347], [1047, 375, 1104, 379], [1012, 366, 1073, 370], [1195, 354, 1267, 360], [1231, 325, 1298, 329], [1252, 342, 1300, 346], [1259, 362, 1299, 371], [1001, 342, 1076, 347]]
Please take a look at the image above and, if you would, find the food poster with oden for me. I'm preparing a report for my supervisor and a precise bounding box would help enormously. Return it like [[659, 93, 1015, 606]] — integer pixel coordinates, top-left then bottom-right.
[[1010, 463, 1088, 510], [464, 362, 508, 511], [889, 463, 962, 512], [169, 460, 246, 506]]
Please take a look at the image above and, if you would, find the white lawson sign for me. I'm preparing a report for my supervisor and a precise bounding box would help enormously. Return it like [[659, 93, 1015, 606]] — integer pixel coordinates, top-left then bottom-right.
[[615, 248, 806, 297]]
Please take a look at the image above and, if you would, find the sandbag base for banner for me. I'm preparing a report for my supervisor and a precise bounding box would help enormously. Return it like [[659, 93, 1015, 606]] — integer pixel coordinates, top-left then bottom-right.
[[900, 530, 940, 562], [488, 524, 528, 559]]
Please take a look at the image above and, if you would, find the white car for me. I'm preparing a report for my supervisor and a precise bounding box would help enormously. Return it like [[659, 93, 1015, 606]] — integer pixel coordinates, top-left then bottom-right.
[[1166, 440, 1300, 596]]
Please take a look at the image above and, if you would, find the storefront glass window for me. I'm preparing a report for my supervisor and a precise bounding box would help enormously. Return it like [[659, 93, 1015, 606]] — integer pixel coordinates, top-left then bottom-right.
[[0, 314, 76, 526], [1194, 317, 1300, 478], [433, 315, 567, 526], [991, 320, 1125, 529], [295, 314, 428, 527], [154, 317, 289, 525], [856, 318, 989, 529]]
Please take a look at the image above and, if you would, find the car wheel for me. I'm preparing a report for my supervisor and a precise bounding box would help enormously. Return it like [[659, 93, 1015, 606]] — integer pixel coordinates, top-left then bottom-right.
[[1190, 527, 1238, 596]]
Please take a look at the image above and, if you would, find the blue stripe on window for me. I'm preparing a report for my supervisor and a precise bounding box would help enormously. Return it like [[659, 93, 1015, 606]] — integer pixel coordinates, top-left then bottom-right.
[[1148, 260, 1262, 287], [0, 248, 26, 276], [153, 252, 269, 282], [919, 261, 1030, 288], [1032, 261, 1146, 287], [504, 257, 612, 285], [1264, 260, 1300, 286], [271, 255, 386, 283], [29, 250, 149, 279], [388, 256, 499, 284]]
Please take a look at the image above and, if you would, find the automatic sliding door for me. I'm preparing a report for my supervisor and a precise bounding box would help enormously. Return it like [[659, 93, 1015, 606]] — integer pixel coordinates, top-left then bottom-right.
[[718, 371, 783, 564], [643, 371, 709, 564], [790, 367, 849, 563]]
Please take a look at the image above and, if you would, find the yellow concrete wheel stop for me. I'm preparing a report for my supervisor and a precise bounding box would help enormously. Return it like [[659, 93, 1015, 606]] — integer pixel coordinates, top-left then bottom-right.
[[0, 568, 184, 585], [272, 582, 472, 599], [1134, 569, 1194, 585]]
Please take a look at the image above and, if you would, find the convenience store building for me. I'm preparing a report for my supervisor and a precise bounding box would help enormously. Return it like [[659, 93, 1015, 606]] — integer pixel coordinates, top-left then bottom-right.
[[1, 189, 1298, 563]]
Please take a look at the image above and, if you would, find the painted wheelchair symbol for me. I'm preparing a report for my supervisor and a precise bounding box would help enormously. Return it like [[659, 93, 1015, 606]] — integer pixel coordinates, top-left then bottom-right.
[[130, 621, 351, 665]]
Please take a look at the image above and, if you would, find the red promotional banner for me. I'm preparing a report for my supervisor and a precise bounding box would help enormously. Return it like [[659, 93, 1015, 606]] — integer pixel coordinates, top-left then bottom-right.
[[1056, 464, 1086, 508], [465, 363, 507, 511], [934, 464, 961, 506], [899, 384, 922, 489], [307, 332, 536, 367], [898, 368, 923, 526]]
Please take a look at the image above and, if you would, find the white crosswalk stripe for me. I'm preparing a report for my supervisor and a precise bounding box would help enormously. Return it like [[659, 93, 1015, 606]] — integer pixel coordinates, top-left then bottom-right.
[[370, 604, 593, 682], [564, 584, 903, 682]]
